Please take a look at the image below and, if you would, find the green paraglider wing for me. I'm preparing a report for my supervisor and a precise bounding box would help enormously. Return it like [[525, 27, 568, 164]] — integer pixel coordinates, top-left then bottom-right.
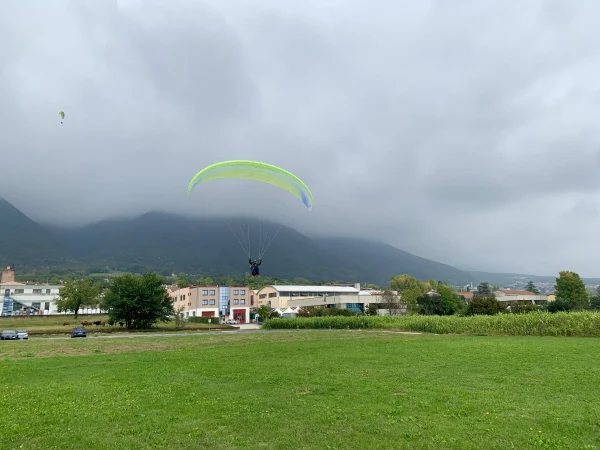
[[59, 111, 65, 119], [187, 160, 313, 211]]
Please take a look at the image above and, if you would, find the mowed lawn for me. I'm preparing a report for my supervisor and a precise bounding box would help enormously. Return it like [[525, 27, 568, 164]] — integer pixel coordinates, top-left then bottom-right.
[[1, 332, 600, 449]]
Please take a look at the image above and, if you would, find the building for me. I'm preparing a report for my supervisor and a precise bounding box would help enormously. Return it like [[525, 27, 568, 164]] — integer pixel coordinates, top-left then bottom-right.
[[255, 284, 402, 315], [286, 288, 400, 315], [456, 292, 474, 303], [256, 284, 362, 309], [170, 285, 253, 323], [0, 266, 69, 316], [493, 290, 549, 307]]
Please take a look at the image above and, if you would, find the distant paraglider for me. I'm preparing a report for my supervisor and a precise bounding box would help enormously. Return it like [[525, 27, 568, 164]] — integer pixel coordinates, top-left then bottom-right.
[[59, 111, 65, 124], [186, 160, 313, 274]]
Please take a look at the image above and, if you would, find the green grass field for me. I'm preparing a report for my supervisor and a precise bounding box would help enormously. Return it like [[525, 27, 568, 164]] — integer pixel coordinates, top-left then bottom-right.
[[0, 314, 234, 335], [1, 331, 600, 449]]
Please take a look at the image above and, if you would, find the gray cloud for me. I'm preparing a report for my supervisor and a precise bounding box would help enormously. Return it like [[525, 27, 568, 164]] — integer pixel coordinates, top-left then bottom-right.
[[2, 0, 600, 277]]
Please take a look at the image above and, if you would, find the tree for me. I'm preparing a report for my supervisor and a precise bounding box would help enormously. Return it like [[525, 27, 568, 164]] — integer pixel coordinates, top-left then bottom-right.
[[380, 289, 403, 316], [467, 295, 506, 315], [525, 281, 540, 294], [436, 283, 466, 315], [101, 272, 174, 329], [256, 304, 273, 321], [176, 275, 192, 288], [390, 274, 427, 314], [173, 304, 187, 330], [589, 287, 600, 310], [55, 278, 101, 318], [547, 298, 572, 313], [366, 303, 378, 316], [554, 271, 589, 310], [417, 293, 444, 315], [476, 282, 491, 295]]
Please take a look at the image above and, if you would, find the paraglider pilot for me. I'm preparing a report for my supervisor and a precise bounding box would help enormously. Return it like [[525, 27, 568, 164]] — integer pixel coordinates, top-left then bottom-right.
[[249, 258, 262, 276]]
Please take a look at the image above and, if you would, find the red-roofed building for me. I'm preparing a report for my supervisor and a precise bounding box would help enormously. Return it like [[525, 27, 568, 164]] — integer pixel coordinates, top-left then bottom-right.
[[456, 291, 474, 302]]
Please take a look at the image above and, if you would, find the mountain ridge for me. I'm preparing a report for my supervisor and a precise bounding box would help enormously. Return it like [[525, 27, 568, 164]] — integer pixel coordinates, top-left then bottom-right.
[[0, 198, 594, 286]]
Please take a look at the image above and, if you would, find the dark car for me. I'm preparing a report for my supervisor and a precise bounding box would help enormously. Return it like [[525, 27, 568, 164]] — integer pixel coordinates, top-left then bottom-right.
[[71, 327, 87, 338], [1, 330, 18, 340]]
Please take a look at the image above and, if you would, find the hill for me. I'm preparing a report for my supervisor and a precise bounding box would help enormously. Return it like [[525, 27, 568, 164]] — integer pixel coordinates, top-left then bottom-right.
[[0, 198, 475, 285], [468, 271, 600, 289], [52, 212, 474, 285], [0, 198, 68, 266]]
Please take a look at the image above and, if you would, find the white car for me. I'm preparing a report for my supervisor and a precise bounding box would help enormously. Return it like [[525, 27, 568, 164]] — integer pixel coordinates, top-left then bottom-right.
[[16, 330, 28, 340], [225, 319, 239, 325]]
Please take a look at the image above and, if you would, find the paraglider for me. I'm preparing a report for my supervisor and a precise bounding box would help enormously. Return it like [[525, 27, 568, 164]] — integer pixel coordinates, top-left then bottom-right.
[[249, 258, 262, 276], [187, 160, 313, 274], [58, 111, 65, 124]]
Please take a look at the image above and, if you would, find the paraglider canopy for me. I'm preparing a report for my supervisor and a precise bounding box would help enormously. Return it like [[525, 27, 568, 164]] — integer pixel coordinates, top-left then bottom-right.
[[59, 111, 65, 124], [186, 160, 313, 211]]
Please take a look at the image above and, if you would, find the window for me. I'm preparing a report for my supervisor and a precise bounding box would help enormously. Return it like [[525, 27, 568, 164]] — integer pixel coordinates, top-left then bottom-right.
[[202, 300, 208, 305], [202, 290, 208, 295], [209, 299, 215, 305], [209, 290, 215, 295], [259, 294, 266, 299], [251, 298, 254, 306], [188, 292, 191, 297], [233, 299, 239, 305], [233, 290, 239, 295], [45, 289, 51, 294], [33, 289, 42, 294], [192, 311, 196, 316], [240, 289, 246, 295], [15, 289, 24, 294], [32, 302, 41, 309], [268, 293, 277, 298], [44, 302, 50, 311], [240, 299, 245, 305]]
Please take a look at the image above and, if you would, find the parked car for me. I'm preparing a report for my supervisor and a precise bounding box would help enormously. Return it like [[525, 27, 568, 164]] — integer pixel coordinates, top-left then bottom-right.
[[225, 319, 239, 325], [1, 330, 18, 340], [71, 327, 87, 338], [16, 330, 28, 340]]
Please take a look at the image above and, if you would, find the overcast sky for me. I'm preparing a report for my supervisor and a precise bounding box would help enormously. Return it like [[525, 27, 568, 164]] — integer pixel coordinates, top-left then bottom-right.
[[2, 0, 600, 277]]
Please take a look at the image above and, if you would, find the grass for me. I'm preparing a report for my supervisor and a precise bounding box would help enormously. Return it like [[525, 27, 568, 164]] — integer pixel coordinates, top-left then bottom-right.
[[0, 314, 234, 335], [262, 311, 600, 337], [1, 331, 600, 449]]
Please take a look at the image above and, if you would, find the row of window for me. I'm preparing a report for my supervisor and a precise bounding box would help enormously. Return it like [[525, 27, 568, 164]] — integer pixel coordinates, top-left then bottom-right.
[[11, 289, 53, 294], [201, 289, 246, 295], [200, 299, 247, 305], [258, 291, 356, 299]]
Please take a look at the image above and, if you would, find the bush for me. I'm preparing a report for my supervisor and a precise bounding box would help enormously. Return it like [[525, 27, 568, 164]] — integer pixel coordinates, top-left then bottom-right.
[[547, 298, 572, 313], [467, 296, 507, 316], [261, 311, 600, 337], [510, 303, 542, 314], [296, 307, 358, 317], [188, 316, 221, 324]]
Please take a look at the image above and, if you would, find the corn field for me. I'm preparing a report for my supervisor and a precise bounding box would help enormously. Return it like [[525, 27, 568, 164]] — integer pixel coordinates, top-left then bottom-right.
[[261, 311, 600, 337]]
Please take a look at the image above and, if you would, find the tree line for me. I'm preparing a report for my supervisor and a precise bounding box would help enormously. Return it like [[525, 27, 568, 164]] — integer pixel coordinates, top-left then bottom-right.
[[56, 272, 173, 329], [371, 270, 600, 317]]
